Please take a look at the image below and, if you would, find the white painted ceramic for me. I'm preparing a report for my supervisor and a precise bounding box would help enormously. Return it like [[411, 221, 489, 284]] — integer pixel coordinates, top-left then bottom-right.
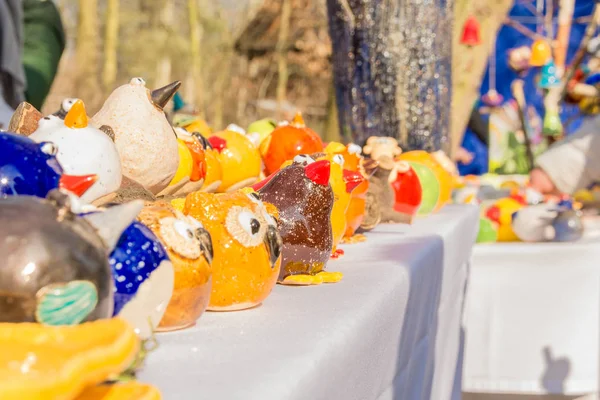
[[30, 115, 123, 203], [91, 78, 179, 194], [116, 259, 175, 339]]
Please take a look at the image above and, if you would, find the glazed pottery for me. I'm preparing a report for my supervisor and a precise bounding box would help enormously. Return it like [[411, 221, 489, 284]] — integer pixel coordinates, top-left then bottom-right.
[[476, 217, 498, 243], [137, 203, 213, 330], [390, 161, 423, 221], [397, 150, 453, 215], [512, 202, 584, 242], [210, 126, 262, 192], [256, 160, 341, 285], [109, 221, 174, 338], [325, 142, 372, 241], [183, 190, 281, 310], [29, 100, 122, 203], [259, 113, 323, 175], [0, 319, 139, 400], [0, 191, 142, 324], [246, 118, 277, 147], [362, 136, 403, 161], [485, 197, 523, 242], [172, 128, 207, 196], [91, 78, 180, 194], [0, 132, 97, 199]]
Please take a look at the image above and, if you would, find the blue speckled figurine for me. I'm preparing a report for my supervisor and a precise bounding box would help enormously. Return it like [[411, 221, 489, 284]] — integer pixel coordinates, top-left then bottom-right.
[[109, 221, 174, 339], [0, 132, 96, 199]]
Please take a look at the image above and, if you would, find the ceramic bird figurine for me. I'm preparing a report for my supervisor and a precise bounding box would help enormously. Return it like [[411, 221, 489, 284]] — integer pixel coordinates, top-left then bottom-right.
[[389, 160, 423, 222], [397, 150, 453, 215], [255, 159, 341, 285], [109, 220, 174, 339], [259, 112, 324, 175], [485, 197, 524, 242], [137, 202, 213, 330], [91, 78, 181, 194], [168, 128, 207, 196], [29, 100, 122, 204], [209, 125, 262, 192], [195, 133, 223, 193], [0, 190, 142, 324], [325, 142, 375, 243], [0, 132, 97, 199], [183, 190, 281, 310], [8, 101, 43, 136]]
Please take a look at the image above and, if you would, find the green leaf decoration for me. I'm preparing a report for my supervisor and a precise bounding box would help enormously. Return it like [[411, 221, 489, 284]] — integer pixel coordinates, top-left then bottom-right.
[[35, 280, 98, 326]]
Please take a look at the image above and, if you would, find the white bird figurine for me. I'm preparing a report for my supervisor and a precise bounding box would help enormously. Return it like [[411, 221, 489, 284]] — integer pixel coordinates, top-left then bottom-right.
[[91, 77, 180, 194], [29, 99, 122, 204]]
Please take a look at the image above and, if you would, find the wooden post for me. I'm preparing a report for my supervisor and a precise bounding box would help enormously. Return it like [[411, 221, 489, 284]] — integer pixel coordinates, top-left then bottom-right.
[[451, 0, 514, 159], [75, 0, 101, 110], [102, 0, 119, 92], [276, 0, 292, 119]]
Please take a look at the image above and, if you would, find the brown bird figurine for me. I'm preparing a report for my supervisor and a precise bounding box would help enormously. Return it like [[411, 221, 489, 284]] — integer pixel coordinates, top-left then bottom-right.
[[254, 159, 342, 285]]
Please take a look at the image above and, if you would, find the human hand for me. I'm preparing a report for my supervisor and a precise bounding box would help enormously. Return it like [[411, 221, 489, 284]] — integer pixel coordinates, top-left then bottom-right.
[[455, 147, 474, 164]]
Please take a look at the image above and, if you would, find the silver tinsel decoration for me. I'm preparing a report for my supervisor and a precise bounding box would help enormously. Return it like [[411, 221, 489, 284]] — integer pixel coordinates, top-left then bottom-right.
[[327, 0, 453, 152]]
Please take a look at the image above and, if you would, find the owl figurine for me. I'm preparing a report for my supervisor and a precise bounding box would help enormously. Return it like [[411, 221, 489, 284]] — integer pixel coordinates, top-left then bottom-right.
[[109, 220, 174, 339], [137, 202, 213, 331], [255, 159, 342, 285], [183, 190, 282, 311]]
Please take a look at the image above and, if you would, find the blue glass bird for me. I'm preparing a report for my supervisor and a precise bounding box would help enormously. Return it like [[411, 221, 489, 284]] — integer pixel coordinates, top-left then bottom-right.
[[109, 220, 174, 338], [0, 132, 96, 199]]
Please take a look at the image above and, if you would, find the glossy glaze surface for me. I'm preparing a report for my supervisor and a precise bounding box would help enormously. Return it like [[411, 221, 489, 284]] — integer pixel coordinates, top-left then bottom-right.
[[138, 203, 213, 330], [257, 161, 335, 283], [259, 113, 323, 175], [211, 129, 261, 192], [183, 191, 281, 310], [109, 221, 174, 337], [0, 132, 63, 198], [0, 195, 113, 324]]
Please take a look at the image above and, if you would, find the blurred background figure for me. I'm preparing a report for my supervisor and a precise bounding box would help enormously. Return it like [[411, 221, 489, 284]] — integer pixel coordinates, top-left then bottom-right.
[[0, 0, 25, 128], [0, 0, 65, 128]]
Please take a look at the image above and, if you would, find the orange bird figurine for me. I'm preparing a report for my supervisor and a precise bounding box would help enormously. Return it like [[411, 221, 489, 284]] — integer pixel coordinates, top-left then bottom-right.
[[183, 190, 282, 310], [259, 112, 323, 175], [137, 202, 213, 331]]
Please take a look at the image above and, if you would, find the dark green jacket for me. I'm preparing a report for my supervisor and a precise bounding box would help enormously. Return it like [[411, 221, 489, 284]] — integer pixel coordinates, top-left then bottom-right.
[[22, 0, 66, 109]]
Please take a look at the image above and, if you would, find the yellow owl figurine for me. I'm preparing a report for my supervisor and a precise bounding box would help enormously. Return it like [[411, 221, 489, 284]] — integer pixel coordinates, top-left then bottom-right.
[[183, 190, 282, 311], [137, 202, 213, 331]]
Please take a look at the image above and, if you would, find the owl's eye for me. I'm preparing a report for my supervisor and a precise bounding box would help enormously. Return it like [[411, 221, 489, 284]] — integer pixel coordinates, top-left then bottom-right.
[[159, 217, 201, 259], [332, 154, 345, 167], [293, 154, 315, 165], [40, 142, 58, 156], [226, 206, 265, 248]]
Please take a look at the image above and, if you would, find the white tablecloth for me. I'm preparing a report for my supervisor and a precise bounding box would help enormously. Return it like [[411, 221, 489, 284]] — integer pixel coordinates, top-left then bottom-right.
[[139, 205, 479, 400], [463, 233, 600, 396]]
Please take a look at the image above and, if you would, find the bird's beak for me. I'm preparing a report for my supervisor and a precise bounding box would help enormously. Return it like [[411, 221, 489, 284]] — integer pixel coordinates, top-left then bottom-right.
[[64, 100, 88, 129], [59, 174, 97, 197], [151, 81, 182, 110], [304, 159, 330, 186], [264, 225, 282, 269], [195, 227, 214, 265], [343, 169, 364, 193]]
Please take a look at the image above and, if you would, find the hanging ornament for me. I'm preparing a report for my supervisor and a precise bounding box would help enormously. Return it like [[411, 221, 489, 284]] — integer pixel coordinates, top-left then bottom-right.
[[461, 16, 481, 46], [539, 60, 561, 89], [482, 90, 504, 107], [482, 32, 503, 107], [530, 40, 552, 66], [542, 109, 563, 137]]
